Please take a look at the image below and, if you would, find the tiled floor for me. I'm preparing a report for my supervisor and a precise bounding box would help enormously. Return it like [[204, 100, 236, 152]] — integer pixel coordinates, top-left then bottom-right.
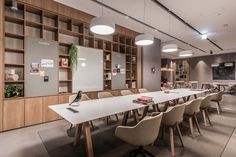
[[0, 94, 235, 157]]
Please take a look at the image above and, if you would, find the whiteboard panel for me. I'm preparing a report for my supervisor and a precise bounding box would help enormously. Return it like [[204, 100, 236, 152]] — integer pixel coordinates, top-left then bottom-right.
[[72, 46, 103, 92]]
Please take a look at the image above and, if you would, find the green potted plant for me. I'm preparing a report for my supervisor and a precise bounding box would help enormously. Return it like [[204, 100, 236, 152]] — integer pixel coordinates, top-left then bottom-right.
[[69, 44, 78, 72], [4, 85, 23, 98]]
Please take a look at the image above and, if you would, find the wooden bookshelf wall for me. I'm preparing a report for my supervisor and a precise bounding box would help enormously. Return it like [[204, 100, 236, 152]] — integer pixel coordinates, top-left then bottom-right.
[[3, 1, 139, 96], [0, 0, 141, 131]]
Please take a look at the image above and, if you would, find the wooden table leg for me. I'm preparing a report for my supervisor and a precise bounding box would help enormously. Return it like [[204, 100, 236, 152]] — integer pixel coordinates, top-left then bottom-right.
[[73, 123, 83, 146], [133, 109, 140, 124], [83, 122, 94, 157], [194, 94, 197, 99], [142, 106, 149, 119], [122, 111, 130, 126], [183, 97, 187, 103], [187, 96, 191, 101]]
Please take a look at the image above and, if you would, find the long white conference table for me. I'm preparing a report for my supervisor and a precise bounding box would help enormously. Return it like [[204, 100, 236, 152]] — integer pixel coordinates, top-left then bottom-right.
[[49, 88, 207, 157]]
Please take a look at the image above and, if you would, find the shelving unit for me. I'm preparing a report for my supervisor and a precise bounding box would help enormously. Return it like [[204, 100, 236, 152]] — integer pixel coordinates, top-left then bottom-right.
[[174, 60, 189, 82], [3, 1, 138, 97]]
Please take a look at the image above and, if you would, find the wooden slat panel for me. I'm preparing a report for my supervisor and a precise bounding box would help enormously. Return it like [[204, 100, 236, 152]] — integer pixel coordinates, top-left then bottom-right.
[[137, 46, 142, 89], [25, 97, 43, 126], [43, 96, 59, 122], [3, 99, 25, 131]]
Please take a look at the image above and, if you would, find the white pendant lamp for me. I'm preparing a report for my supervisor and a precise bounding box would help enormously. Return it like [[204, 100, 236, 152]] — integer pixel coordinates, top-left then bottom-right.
[[135, 0, 154, 46], [162, 44, 178, 52], [90, 17, 115, 35], [135, 34, 154, 46], [179, 50, 193, 57]]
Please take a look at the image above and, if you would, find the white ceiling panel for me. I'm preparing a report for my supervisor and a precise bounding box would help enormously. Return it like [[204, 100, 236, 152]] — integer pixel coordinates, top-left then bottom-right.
[[54, 0, 236, 58]]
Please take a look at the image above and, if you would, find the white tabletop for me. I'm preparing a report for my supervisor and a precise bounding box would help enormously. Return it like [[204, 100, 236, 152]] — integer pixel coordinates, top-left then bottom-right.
[[49, 88, 206, 125]]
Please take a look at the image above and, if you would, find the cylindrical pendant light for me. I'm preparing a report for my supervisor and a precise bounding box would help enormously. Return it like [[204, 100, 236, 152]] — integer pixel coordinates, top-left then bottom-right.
[[162, 44, 178, 52], [90, 17, 115, 35], [135, 34, 154, 46], [179, 50, 193, 57]]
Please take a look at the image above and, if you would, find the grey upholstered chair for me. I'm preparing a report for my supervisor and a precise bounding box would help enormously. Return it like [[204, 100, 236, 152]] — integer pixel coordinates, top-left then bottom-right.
[[69, 94, 94, 129], [97, 92, 119, 124], [200, 94, 214, 126], [120, 89, 134, 95], [162, 104, 185, 156], [184, 98, 202, 136], [211, 92, 223, 114], [138, 88, 149, 93], [115, 113, 163, 157]]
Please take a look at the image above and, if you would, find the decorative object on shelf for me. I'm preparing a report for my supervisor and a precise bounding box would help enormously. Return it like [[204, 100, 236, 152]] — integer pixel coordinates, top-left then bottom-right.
[[60, 58, 69, 67], [6, 69, 19, 81], [4, 85, 23, 98], [69, 44, 78, 72], [135, 0, 154, 46], [162, 44, 178, 52]]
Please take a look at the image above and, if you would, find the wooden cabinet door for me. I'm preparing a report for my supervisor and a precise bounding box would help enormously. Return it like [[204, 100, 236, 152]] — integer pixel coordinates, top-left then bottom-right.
[[3, 99, 25, 131], [43, 96, 59, 122], [0, 100, 2, 132], [58, 95, 70, 104], [25, 97, 43, 126]]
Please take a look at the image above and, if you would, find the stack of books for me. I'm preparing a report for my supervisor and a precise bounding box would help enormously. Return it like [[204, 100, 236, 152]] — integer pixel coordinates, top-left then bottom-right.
[[133, 96, 154, 105]]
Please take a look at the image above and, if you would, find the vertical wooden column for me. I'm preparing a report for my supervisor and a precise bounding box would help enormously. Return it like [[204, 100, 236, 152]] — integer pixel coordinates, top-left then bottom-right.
[[0, 0, 5, 132], [137, 46, 142, 89]]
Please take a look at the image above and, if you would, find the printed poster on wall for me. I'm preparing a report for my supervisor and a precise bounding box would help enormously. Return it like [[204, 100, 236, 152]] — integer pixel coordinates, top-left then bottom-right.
[[30, 63, 40, 75], [41, 59, 54, 68]]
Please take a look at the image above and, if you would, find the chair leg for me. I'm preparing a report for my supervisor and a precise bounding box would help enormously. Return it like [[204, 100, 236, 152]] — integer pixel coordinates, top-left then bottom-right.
[[188, 117, 194, 136], [169, 127, 175, 156], [202, 110, 208, 126], [194, 115, 201, 134], [217, 101, 222, 112], [205, 109, 212, 126], [106, 116, 109, 125], [176, 124, 184, 147], [215, 102, 220, 115]]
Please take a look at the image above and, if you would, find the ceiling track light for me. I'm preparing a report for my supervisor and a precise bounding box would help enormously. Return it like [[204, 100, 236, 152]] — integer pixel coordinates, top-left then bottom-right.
[[201, 33, 208, 40], [179, 50, 193, 57], [162, 44, 178, 52], [90, 17, 115, 35]]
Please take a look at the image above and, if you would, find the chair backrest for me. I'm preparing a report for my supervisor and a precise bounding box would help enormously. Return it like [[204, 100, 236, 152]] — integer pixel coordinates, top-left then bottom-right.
[[133, 113, 163, 145], [97, 91, 113, 99], [200, 94, 214, 109], [211, 92, 223, 101], [120, 90, 133, 96], [184, 98, 202, 115], [162, 104, 185, 126], [69, 93, 90, 103], [138, 88, 149, 93]]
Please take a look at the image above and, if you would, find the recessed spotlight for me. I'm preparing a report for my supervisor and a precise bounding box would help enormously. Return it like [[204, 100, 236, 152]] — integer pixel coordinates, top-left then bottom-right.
[[154, 29, 157, 32], [201, 33, 207, 40]]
